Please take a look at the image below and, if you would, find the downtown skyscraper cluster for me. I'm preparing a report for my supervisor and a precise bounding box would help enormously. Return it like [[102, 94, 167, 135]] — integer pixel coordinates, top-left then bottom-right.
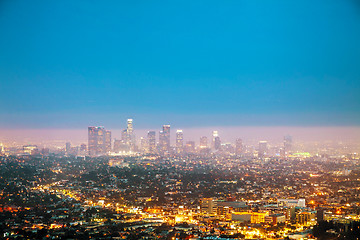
[[87, 119, 233, 156], [87, 118, 295, 158]]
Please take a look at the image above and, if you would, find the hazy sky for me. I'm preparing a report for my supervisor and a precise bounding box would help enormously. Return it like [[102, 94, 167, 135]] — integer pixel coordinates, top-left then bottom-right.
[[2, 127, 360, 147], [1, 0, 360, 129]]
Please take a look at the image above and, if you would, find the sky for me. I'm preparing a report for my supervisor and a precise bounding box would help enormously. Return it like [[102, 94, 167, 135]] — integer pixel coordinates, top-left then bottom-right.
[[0, 0, 360, 133]]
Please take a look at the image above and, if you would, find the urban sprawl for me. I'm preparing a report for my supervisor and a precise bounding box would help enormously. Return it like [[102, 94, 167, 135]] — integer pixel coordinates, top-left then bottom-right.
[[1, 119, 360, 239]]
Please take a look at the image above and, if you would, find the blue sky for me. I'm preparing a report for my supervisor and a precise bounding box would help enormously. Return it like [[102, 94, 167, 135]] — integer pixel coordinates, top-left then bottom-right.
[[0, 0, 360, 129]]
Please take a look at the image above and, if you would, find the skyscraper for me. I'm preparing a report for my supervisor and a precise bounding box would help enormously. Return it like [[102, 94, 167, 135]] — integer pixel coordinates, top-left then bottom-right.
[[88, 126, 106, 156], [121, 129, 127, 142], [127, 119, 133, 135], [121, 119, 135, 151], [258, 141, 268, 158], [159, 125, 170, 153], [159, 130, 165, 152], [284, 135, 292, 154], [65, 142, 71, 153], [200, 136, 208, 149], [176, 130, 183, 154], [235, 138, 243, 155], [126, 119, 135, 149], [163, 125, 170, 147], [105, 130, 112, 153], [140, 137, 146, 153], [212, 131, 221, 150], [147, 131, 156, 153]]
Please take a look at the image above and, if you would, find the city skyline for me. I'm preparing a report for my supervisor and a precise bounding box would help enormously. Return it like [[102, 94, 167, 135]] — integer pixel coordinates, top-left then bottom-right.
[[1, 124, 360, 147], [5, 121, 359, 157]]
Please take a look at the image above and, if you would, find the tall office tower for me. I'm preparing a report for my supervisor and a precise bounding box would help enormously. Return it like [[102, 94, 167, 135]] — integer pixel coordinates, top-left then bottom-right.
[[159, 130, 165, 152], [88, 126, 106, 156], [65, 142, 71, 153], [200, 136, 208, 149], [126, 119, 135, 149], [214, 136, 221, 150], [159, 125, 170, 153], [127, 119, 133, 135], [121, 129, 127, 142], [176, 130, 184, 154], [235, 138, 243, 155], [105, 130, 112, 153], [212, 131, 221, 150], [127, 119, 133, 143], [147, 131, 156, 153], [212, 131, 218, 145], [140, 137, 147, 153], [284, 135, 292, 154], [163, 125, 170, 147], [258, 141, 268, 158], [120, 119, 135, 151]]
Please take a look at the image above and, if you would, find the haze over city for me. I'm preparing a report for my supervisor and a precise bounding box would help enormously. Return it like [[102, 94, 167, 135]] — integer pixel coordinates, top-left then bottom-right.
[[1, 126, 360, 147]]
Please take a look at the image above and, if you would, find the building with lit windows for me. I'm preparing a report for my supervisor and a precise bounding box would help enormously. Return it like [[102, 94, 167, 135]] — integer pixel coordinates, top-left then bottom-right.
[[231, 211, 269, 223], [105, 130, 112, 153], [200, 136, 208, 149], [124, 119, 135, 150], [159, 125, 170, 153], [200, 198, 217, 214], [88, 126, 106, 156], [296, 211, 316, 225], [278, 198, 306, 208], [23, 145, 38, 155], [212, 131, 221, 150], [147, 131, 156, 153], [176, 130, 183, 154], [140, 137, 146, 152], [265, 213, 286, 225]]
